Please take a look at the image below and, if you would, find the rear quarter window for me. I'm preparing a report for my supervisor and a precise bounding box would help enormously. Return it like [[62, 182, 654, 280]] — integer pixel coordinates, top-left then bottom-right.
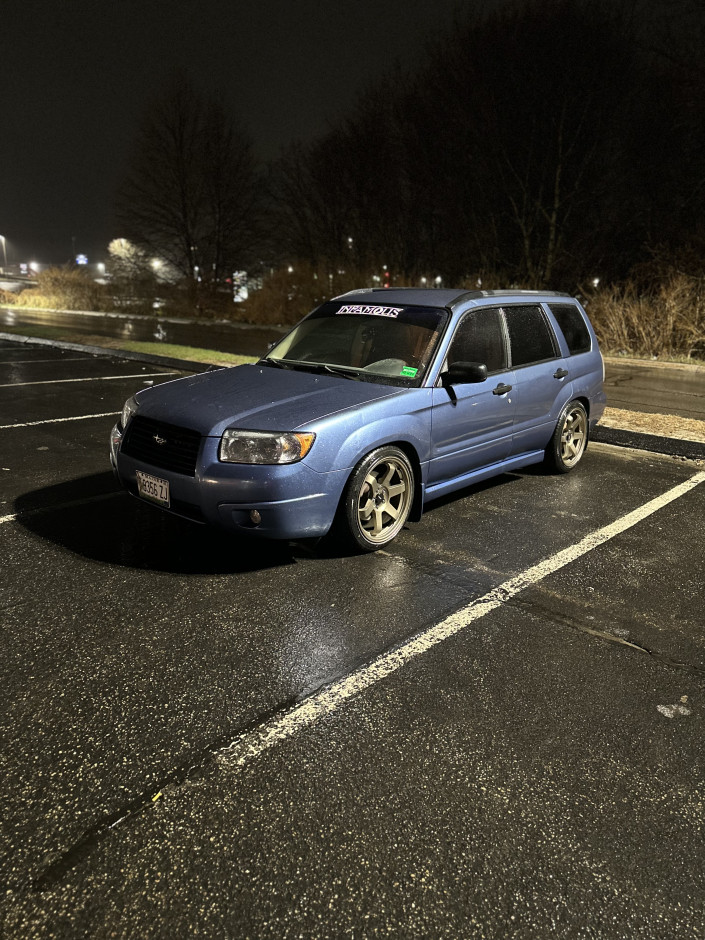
[[548, 303, 592, 355], [503, 305, 558, 367]]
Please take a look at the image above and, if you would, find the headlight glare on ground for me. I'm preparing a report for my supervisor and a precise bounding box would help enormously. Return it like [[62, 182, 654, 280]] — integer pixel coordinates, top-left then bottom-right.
[[120, 396, 138, 430], [219, 430, 315, 464]]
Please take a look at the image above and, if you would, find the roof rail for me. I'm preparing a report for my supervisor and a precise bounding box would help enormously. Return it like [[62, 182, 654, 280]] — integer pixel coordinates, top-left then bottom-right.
[[462, 289, 572, 298]]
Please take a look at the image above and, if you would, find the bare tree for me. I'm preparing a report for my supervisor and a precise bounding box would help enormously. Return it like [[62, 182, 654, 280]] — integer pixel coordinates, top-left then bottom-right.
[[268, 0, 681, 287], [117, 75, 258, 289]]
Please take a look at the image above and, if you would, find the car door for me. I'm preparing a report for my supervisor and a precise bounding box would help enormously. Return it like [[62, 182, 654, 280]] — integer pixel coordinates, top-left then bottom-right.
[[501, 304, 570, 456], [428, 307, 516, 485]]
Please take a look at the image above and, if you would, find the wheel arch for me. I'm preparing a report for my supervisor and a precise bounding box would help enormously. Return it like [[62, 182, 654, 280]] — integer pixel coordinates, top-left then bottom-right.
[[574, 394, 591, 418], [335, 438, 424, 526], [388, 439, 424, 522], [573, 395, 592, 446]]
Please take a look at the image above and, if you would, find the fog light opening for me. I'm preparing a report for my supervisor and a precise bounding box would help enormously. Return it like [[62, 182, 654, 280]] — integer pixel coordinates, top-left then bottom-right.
[[249, 509, 262, 526]]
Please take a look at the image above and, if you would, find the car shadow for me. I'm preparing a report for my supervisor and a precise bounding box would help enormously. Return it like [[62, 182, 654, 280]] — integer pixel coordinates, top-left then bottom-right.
[[421, 469, 525, 514], [13, 473, 299, 574]]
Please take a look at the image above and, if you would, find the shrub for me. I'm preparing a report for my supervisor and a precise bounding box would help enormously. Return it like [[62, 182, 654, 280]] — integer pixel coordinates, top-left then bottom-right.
[[237, 263, 498, 326], [586, 275, 705, 360], [14, 267, 112, 312], [238, 264, 371, 326]]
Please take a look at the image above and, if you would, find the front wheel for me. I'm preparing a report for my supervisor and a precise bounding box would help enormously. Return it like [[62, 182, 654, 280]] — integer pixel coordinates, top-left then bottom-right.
[[545, 400, 588, 473], [338, 446, 415, 551]]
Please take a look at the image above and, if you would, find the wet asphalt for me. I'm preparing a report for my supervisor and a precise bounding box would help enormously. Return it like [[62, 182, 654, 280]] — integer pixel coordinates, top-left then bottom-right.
[[605, 359, 705, 420], [0, 306, 286, 358], [1, 339, 704, 938]]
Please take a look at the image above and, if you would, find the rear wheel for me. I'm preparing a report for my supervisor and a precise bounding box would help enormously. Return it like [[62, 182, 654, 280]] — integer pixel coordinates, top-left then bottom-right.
[[339, 446, 414, 551], [545, 400, 588, 472]]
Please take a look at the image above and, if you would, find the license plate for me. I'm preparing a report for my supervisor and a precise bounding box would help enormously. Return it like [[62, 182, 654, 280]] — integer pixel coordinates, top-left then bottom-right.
[[136, 471, 170, 507]]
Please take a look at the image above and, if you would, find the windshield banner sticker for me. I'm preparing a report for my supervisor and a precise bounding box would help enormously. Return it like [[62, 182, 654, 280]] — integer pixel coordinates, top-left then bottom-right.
[[337, 304, 403, 318]]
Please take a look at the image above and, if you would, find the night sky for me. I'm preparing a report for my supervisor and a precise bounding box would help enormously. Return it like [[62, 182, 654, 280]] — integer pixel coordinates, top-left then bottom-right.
[[3, 0, 497, 265]]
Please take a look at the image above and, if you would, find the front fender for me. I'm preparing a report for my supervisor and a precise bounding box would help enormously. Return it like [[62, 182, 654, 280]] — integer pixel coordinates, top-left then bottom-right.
[[303, 387, 433, 473]]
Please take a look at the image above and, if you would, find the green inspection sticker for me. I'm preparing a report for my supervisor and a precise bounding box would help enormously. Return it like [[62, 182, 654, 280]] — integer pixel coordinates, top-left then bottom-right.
[[400, 366, 418, 377]]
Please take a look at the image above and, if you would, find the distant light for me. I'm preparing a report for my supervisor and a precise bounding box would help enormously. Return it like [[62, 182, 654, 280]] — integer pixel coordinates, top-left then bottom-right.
[[30, 261, 39, 272], [420, 276, 427, 284], [97, 262, 105, 274], [152, 258, 162, 270], [592, 277, 600, 288], [287, 265, 294, 273], [76, 254, 88, 265], [435, 276, 442, 285]]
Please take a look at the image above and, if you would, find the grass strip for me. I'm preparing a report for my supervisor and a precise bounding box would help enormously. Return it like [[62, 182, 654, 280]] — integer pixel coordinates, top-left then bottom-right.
[[116, 341, 255, 366]]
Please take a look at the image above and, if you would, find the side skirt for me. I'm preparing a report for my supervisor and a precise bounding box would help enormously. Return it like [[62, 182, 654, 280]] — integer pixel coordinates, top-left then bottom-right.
[[422, 450, 546, 506]]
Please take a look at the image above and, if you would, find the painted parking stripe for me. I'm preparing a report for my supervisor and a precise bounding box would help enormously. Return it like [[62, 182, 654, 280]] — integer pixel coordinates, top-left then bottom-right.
[[0, 372, 177, 388], [218, 470, 705, 770], [0, 412, 119, 430]]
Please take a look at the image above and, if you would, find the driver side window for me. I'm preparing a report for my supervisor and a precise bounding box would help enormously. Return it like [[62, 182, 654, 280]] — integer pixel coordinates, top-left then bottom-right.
[[447, 309, 507, 373]]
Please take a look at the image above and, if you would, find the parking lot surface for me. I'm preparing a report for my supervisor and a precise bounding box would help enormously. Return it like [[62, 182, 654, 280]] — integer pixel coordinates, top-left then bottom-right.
[[2, 338, 704, 938]]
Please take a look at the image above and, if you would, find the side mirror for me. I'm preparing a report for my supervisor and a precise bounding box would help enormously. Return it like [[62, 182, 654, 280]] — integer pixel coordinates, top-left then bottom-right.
[[443, 361, 488, 385]]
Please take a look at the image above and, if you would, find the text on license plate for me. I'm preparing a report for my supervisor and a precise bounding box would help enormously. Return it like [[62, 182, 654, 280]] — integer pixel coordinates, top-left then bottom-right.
[[136, 471, 170, 507]]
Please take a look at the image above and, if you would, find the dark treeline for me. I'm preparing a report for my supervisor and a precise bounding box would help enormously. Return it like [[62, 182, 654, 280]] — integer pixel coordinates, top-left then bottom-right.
[[115, 0, 705, 299], [266, 0, 705, 290]]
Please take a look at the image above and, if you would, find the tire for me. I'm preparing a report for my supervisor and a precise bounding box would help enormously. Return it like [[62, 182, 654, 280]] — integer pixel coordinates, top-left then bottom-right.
[[339, 446, 415, 551], [545, 400, 588, 473]]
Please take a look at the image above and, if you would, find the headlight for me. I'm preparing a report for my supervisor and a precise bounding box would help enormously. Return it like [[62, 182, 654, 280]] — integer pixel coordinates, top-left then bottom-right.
[[120, 395, 138, 430], [219, 430, 316, 464]]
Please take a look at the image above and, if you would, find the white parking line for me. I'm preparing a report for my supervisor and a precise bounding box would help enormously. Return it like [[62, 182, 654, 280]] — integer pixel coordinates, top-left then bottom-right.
[[0, 412, 119, 430], [0, 372, 177, 388], [218, 470, 705, 770]]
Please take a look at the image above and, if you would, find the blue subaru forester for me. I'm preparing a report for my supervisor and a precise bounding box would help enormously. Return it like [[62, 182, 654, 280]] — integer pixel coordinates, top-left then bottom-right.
[[110, 289, 606, 551]]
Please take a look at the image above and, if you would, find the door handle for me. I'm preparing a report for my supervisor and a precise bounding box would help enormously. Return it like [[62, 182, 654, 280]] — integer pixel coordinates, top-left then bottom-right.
[[493, 383, 512, 395], [553, 368, 569, 379]]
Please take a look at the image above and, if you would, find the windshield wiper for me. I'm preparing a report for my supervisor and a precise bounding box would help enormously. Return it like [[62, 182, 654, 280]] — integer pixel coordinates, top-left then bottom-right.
[[319, 364, 361, 380], [260, 358, 362, 380], [258, 356, 291, 369]]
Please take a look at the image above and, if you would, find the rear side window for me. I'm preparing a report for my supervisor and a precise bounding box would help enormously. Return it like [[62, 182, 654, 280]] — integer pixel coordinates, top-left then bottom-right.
[[503, 305, 557, 367], [447, 308, 507, 373], [548, 303, 592, 355]]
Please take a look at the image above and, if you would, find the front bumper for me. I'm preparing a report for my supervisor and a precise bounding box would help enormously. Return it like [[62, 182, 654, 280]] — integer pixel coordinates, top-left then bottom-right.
[[110, 423, 346, 539]]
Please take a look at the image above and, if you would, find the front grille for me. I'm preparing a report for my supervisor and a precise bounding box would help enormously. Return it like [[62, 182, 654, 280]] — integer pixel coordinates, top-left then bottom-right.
[[122, 415, 202, 477]]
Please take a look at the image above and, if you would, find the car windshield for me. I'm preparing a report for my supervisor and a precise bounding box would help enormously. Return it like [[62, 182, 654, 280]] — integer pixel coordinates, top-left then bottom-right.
[[263, 301, 449, 386]]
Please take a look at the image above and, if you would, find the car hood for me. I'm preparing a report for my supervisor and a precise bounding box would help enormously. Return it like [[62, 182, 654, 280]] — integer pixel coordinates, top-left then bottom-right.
[[135, 363, 404, 436]]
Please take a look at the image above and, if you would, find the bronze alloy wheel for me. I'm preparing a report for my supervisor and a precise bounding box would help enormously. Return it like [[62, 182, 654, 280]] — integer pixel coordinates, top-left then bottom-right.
[[560, 404, 588, 467], [342, 446, 415, 550], [546, 400, 589, 473]]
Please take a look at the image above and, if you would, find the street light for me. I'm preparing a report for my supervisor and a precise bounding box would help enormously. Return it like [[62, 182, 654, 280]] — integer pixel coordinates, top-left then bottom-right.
[[0, 235, 7, 271]]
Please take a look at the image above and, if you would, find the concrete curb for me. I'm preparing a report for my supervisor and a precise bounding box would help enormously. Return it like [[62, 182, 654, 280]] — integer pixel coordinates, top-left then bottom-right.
[[603, 354, 705, 374], [3, 331, 703, 462]]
